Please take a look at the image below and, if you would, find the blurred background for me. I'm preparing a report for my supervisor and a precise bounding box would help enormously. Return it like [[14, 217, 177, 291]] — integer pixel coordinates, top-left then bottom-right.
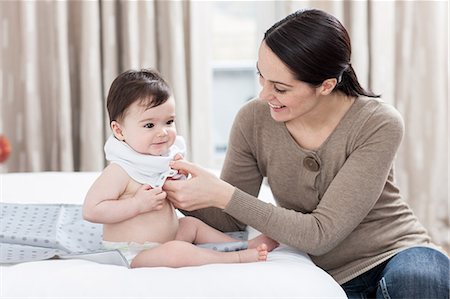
[[0, 1, 448, 250]]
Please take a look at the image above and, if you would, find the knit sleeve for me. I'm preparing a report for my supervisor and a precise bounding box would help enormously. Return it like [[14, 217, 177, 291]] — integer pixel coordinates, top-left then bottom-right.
[[180, 101, 263, 232], [220, 101, 264, 198], [224, 103, 405, 255]]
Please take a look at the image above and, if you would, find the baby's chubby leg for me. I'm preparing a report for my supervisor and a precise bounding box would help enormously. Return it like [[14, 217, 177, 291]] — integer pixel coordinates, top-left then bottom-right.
[[175, 216, 237, 244], [130, 240, 268, 268], [176, 216, 279, 252]]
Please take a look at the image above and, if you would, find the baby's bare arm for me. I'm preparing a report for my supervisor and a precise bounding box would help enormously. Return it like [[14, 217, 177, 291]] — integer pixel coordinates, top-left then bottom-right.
[[82, 164, 166, 224]]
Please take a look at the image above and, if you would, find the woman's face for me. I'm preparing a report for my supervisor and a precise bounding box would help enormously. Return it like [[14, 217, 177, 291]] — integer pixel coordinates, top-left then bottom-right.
[[257, 41, 321, 123]]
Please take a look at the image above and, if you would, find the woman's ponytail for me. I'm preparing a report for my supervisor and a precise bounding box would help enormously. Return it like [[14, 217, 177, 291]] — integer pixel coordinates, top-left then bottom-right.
[[337, 64, 380, 98]]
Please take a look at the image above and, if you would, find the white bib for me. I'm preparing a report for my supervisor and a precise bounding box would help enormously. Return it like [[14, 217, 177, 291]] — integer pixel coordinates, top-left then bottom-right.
[[104, 135, 186, 188]]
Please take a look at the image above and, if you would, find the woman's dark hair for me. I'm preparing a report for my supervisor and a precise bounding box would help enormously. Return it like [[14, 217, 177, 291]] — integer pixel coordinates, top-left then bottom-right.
[[106, 69, 172, 123], [264, 9, 379, 98]]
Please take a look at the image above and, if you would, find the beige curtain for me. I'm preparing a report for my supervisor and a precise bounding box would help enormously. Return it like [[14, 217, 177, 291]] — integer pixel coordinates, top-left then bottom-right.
[[0, 0, 213, 172], [283, 1, 448, 251], [1, 0, 447, 250], [390, 1, 448, 250]]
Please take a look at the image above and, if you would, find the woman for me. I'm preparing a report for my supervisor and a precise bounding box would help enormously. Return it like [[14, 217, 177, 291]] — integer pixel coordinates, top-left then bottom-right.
[[164, 9, 449, 298]]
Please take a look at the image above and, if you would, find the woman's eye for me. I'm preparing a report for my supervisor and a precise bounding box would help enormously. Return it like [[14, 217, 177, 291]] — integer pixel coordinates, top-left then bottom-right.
[[274, 85, 287, 94], [144, 123, 154, 129]]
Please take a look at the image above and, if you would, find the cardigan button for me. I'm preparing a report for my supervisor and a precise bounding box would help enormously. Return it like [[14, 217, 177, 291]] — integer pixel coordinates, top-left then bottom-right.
[[303, 156, 320, 172]]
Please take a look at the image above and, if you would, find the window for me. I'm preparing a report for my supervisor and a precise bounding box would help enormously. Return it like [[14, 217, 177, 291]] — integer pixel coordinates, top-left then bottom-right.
[[210, 1, 282, 166]]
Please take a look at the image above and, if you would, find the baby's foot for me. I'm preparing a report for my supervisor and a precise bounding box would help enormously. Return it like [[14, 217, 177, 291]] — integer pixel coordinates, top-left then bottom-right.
[[248, 234, 279, 252], [238, 244, 268, 263]]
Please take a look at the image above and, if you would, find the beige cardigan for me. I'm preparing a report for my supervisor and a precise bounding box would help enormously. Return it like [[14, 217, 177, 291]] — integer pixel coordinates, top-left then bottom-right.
[[185, 97, 432, 284]]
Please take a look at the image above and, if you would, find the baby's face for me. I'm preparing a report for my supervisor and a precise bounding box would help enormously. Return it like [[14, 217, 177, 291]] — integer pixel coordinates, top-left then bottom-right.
[[120, 96, 177, 156]]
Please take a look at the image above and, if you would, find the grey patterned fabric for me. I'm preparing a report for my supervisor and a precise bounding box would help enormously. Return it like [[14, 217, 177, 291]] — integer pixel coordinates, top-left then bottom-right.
[[0, 203, 249, 266], [197, 241, 248, 252], [0, 203, 109, 264]]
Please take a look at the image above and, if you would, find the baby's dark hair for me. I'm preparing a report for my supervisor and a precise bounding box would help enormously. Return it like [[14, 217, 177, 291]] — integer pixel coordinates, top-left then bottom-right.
[[106, 69, 172, 123]]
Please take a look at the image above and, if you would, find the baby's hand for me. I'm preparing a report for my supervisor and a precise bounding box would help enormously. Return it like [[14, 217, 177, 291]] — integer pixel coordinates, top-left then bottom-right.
[[134, 184, 167, 213], [173, 153, 183, 161]]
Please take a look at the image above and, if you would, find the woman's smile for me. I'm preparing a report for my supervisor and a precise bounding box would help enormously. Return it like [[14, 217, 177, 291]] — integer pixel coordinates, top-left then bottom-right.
[[268, 102, 287, 110]]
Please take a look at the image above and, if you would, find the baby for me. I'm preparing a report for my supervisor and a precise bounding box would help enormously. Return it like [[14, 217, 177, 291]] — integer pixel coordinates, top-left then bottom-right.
[[83, 69, 278, 268]]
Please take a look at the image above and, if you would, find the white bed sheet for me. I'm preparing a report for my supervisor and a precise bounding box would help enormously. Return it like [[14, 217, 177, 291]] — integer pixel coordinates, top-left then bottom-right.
[[0, 172, 346, 298]]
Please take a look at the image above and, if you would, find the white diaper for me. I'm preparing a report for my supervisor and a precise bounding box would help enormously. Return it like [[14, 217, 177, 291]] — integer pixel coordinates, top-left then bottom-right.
[[102, 240, 160, 265]]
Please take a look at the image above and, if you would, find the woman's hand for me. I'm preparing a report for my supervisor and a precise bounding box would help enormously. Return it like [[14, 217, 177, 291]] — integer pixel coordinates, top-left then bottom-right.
[[163, 160, 235, 211], [171, 153, 188, 177]]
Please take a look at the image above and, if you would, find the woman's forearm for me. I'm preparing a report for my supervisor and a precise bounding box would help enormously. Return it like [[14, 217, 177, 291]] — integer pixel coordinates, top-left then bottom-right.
[[211, 179, 236, 209]]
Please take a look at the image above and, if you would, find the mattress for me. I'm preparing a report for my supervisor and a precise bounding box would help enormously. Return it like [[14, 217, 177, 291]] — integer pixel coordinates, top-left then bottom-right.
[[0, 171, 346, 298]]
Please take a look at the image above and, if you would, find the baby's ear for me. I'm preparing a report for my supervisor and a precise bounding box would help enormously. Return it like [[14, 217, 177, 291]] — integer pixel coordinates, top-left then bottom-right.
[[111, 121, 125, 141]]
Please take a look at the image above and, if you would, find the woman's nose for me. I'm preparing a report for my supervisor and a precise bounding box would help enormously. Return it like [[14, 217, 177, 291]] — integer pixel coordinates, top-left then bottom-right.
[[258, 83, 273, 102]]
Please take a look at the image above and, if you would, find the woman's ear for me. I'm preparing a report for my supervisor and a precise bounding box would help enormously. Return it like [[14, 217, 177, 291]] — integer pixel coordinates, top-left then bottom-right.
[[111, 121, 125, 141], [317, 78, 337, 96]]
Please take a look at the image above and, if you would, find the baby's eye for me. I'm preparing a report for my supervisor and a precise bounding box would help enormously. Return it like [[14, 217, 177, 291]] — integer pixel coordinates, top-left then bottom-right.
[[166, 119, 175, 125], [144, 123, 154, 129]]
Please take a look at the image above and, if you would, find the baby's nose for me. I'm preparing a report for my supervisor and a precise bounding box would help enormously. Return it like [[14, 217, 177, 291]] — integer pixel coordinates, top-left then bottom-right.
[[157, 128, 168, 137]]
